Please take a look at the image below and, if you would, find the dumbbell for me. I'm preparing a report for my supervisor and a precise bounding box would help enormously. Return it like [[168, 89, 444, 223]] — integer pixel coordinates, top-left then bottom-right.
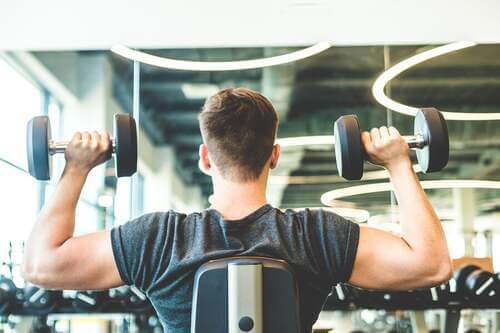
[[0, 276, 17, 315], [325, 283, 358, 309], [27, 113, 137, 180], [70, 290, 108, 312], [454, 265, 480, 291], [464, 269, 498, 303], [454, 265, 498, 303], [23, 285, 62, 314], [414, 281, 455, 309], [109, 286, 150, 311], [334, 108, 449, 180]]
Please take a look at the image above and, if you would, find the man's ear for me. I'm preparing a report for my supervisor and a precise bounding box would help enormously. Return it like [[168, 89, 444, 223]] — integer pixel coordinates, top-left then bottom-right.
[[198, 144, 211, 175], [270, 144, 280, 169]]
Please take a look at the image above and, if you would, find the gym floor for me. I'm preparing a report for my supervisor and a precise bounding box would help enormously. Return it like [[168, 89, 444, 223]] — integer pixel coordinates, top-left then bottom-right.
[[1, 2, 499, 333]]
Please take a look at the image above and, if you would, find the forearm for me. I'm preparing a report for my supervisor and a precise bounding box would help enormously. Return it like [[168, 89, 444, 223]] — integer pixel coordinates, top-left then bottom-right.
[[388, 161, 450, 260], [26, 166, 88, 253]]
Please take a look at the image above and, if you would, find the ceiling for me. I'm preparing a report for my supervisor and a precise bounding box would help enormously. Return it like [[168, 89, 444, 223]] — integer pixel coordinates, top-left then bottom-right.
[[109, 44, 500, 212], [3, 1, 500, 50]]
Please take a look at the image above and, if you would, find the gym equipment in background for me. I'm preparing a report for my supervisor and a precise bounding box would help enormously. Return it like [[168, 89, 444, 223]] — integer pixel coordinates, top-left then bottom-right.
[[23, 285, 62, 315], [455, 265, 499, 304], [70, 290, 109, 312], [0, 276, 17, 315], [109, 286, 150, 311]]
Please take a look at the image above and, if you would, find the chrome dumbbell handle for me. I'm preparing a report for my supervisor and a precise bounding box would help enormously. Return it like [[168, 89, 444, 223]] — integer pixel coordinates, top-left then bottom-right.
[[403, 134, 426, 149], [48, 139, 117, 155]]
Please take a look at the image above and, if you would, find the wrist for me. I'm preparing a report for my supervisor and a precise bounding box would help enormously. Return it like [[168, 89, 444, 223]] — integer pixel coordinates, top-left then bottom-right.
[[385, 158, 413, 175], [63, 164, 90, 179]]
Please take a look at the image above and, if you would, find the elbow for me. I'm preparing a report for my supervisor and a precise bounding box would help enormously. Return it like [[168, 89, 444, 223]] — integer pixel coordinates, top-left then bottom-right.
[[423, 257, 453, 287], [20, 257, 41, 286], [20, 258, 38, 285], [21, 255, 53, 288]]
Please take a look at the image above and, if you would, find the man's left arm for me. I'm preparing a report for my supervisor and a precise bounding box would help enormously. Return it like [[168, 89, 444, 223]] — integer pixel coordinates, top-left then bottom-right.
[[22, 131, 123, 290]]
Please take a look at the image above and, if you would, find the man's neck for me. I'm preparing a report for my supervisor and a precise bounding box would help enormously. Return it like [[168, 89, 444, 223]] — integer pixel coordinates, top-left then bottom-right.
[[211, 178, 268, 220]]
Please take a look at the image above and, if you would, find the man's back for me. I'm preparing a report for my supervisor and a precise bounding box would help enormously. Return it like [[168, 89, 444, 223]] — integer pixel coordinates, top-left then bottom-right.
[[111, 205, 359, 332]]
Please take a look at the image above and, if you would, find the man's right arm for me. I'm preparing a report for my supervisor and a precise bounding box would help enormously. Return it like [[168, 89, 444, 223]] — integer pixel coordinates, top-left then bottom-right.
[[348, 127, 452, 290]]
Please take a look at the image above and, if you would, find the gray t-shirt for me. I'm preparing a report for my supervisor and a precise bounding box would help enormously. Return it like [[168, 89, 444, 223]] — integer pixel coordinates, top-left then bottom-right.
[[111, 204, 359, 333]]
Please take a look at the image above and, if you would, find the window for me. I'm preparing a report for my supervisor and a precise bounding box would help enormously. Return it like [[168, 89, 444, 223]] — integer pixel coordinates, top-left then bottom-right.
[[0, 56, 43, 245], [114, 172, 145, 225]]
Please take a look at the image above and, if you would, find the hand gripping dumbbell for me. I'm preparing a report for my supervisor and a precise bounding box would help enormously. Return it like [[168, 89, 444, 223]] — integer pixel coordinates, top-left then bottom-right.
[[27, 113, 137, 180], [334, 108, 449, 180]]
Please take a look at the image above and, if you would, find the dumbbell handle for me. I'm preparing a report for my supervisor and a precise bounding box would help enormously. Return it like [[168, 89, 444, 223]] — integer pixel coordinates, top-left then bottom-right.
[[403, 134, 426, 149], [49, 139, 117, 155]]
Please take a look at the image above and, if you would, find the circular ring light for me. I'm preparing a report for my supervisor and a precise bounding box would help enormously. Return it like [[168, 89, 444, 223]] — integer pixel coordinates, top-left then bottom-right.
[[321, 179, 500, 207], [268, 165, 422, 185], [111, 43, 332, 71], [276, 135, 334, 148], [372, 41, 500, 121]]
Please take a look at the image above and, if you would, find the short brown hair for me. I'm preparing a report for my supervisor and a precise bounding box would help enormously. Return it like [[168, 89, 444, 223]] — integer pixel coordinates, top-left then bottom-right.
[[199, 87, 278, 182]]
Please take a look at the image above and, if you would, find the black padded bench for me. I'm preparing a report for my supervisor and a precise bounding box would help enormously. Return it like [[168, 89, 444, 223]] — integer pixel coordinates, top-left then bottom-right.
[[191, 256, 301, 333]]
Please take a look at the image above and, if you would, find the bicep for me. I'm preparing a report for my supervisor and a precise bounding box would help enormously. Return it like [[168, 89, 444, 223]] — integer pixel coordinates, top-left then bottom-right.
[[348, 226, 425, 290], [48, 231, 123, 290]]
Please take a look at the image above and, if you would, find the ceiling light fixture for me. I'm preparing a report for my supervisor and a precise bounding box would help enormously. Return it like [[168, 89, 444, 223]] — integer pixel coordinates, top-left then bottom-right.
[[111, 43, 332, 71], [276, 135, 334, 147], [372, 41, 500, 121], [181, 83, 219, 99], [321, 180, 500, 206], [268, 165, 422, 185]]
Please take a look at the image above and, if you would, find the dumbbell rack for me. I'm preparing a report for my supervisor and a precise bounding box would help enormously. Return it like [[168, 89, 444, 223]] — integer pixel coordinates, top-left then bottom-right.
[[324, 282, 500, 333], [2, 283, 499, 333], [0, 284, 159, 333]]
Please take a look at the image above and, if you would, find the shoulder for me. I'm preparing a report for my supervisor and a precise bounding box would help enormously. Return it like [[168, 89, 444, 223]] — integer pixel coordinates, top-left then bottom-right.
[[119, 211, 186, 232], [115, 210, 204, 240]]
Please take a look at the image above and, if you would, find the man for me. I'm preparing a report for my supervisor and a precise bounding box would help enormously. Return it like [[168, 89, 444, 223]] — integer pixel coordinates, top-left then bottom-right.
[[22, 87, 452, 332]]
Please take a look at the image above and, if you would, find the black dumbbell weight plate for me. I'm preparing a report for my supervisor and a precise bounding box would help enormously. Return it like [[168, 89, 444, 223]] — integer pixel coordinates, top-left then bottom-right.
[[454, 265, 480, 290], [0, 276, 17, 314], [72, 290, 107, 311], [114, 114, 137, 177], [23, 285, 62, 314], [421, 282, 453, 306], [334, 115, 364, 180], [110, 286, 150, 311], [415, 108, 449, 173], [465, 270, 498, 301], [27, 116, 52, 180], [325, 284, 355, 309]]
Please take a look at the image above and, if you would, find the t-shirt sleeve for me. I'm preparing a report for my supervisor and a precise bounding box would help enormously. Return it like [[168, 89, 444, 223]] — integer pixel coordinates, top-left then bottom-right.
[[110, 212, 173, 292], [303, 209, 360, 284]]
